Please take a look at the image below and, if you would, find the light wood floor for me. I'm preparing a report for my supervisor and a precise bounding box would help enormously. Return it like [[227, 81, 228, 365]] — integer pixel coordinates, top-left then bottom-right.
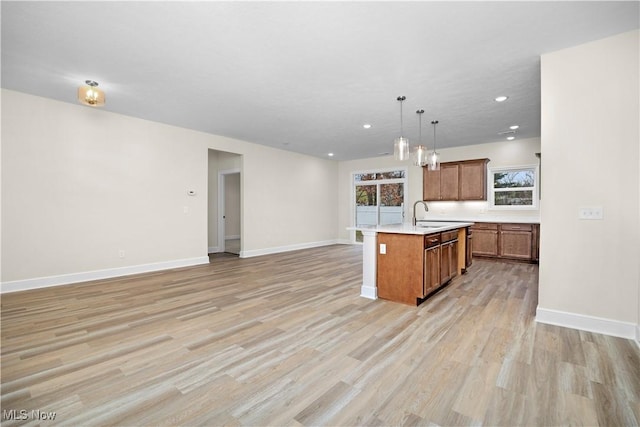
[[2, 245, 639, 426]]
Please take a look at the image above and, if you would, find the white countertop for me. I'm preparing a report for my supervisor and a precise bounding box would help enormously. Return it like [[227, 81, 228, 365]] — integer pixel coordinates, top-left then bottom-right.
[[417, 214, 540, 224], [347, 221, 474, 235]]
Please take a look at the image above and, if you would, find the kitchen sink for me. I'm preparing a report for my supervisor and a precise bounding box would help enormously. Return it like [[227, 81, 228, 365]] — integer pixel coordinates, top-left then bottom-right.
[[415, 221, 459, 228]]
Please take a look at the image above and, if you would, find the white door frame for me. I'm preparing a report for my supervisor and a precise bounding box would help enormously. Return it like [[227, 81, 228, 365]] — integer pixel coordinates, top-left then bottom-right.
[[351, 168, 408, 243], [218, 168, 241, 253]]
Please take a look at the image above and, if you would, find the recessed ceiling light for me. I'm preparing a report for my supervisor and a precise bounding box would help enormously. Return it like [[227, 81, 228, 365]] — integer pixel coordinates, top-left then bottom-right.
[[510, 125, 519, 130], [494, 96, 508, 102], [507, 136, 515, 141], [363, 124, 372, 129], [328, 153, 334, 157]]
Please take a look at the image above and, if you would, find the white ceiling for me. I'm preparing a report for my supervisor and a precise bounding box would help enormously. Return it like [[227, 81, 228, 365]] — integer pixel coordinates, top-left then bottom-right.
[[2, 1, 638, 160]]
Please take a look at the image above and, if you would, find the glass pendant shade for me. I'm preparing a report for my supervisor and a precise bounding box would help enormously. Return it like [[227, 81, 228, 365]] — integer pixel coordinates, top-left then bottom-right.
[[412, 109, 427, 166], [78, 80, 105, 107], [393, 96, 409, 161], [428, 119, 440, 170], [427, 151, 440, 171], [394, 136, 410, 161], [412, 145, 428, 166]]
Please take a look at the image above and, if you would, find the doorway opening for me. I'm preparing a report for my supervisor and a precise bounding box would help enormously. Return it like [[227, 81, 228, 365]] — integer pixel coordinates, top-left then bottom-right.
[[207, 149, 242, 258]]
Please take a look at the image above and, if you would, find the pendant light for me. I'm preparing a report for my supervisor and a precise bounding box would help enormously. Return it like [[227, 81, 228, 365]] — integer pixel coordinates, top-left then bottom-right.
[[78, 80, 105, 107], [412, 109, 428, 166], [393, 96, 410, 161], [428, 120, 440, 171]]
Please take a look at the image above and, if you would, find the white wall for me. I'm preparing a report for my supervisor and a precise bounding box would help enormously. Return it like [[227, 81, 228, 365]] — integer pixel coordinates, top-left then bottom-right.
[[538, 30, 639, 338], [337, 137, 541, 241], [1, 90, 339, 289]]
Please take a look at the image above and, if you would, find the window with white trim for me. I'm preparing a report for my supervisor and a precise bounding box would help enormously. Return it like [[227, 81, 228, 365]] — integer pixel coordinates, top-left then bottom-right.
[[352, 168, 408, 242], [489, 165, 538, 209]]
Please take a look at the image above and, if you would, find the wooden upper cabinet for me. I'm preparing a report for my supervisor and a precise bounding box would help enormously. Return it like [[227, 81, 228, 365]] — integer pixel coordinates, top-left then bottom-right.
[[422, 167, 441, 201], [423, 158, 489, 202], [440, 164, 459, 200], [459, 159, 489, 200]]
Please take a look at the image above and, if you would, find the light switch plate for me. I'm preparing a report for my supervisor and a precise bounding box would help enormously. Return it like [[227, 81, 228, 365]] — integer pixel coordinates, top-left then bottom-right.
[[578, 206, 603, 220], [379, 243, 386, 254]]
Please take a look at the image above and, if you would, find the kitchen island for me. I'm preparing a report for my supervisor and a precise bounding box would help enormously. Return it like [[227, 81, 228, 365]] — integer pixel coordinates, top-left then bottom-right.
[[348, 222, 473, 305]]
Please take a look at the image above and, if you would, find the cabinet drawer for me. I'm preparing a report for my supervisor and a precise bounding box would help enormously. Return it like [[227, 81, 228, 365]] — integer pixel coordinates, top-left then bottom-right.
[[471, 222, 498, 230], [501, 223, 533, 232], [424, 233, 441, 248], [441, 230, 458, 243]]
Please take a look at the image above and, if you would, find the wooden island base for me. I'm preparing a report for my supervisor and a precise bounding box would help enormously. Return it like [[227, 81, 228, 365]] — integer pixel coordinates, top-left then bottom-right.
[[377, 227, 470, 306]]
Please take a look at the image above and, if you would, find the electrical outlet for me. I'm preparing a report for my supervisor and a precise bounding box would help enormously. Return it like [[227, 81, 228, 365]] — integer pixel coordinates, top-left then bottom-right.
[[578, 207, 603, 220], [379, 243, 386, 254]]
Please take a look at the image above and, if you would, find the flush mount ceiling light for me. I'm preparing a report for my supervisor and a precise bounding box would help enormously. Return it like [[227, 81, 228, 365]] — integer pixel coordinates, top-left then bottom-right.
[[363, 124, 372, 129], [494, 95, 508, 102], [412, 109, 428, 167], [393, 96, 410, 161], [510, 125, 519, 130], [78, 80, 105, 107], [427, 120, 441, 171]]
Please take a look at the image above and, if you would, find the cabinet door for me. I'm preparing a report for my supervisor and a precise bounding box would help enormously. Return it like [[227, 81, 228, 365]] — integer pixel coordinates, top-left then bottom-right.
[[460, 160, 488, 200], [423, 167, 441, 201], [471, 229, 499, 257], [424, 246, 440, 295], [499, 231, 533, 260], [450, 240, 458, 279], [440, 242, 451, 284], [439, 164, 459, 200], [466, 233, 473, 268]]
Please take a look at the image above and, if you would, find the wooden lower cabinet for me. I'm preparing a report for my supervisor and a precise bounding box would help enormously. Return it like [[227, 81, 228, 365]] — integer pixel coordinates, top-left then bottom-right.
[[471, 222, 539, 263], [500, 230, 532, 260], [470, 223, 499, 257], [440, 232, 458, 285], [424, 245, 440, 296], [377, 230, 463, 306], [465, 228, 473, 269]]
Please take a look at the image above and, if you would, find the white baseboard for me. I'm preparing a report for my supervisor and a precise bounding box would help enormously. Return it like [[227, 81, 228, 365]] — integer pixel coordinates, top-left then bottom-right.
[[360, 285, 377, 300], [1, 256, 210, 294], [336, 238, 353, 245], [636, 324, 640, 349], [536, 306, 637, 340], [240, 239, 340, 258]]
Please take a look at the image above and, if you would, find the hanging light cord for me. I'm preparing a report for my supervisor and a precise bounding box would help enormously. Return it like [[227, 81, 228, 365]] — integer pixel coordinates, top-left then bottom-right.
[[432, 120, 439, 152], [417, 110, 424, 144]]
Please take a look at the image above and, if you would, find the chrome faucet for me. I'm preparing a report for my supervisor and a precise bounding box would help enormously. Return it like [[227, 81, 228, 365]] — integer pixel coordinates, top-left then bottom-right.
[[412, 200, 429, 226]]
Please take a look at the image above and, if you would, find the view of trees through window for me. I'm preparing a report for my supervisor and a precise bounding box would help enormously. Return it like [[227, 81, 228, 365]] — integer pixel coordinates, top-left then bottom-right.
[[354, 169, 407, 242], [492, 168, 536, 206]]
